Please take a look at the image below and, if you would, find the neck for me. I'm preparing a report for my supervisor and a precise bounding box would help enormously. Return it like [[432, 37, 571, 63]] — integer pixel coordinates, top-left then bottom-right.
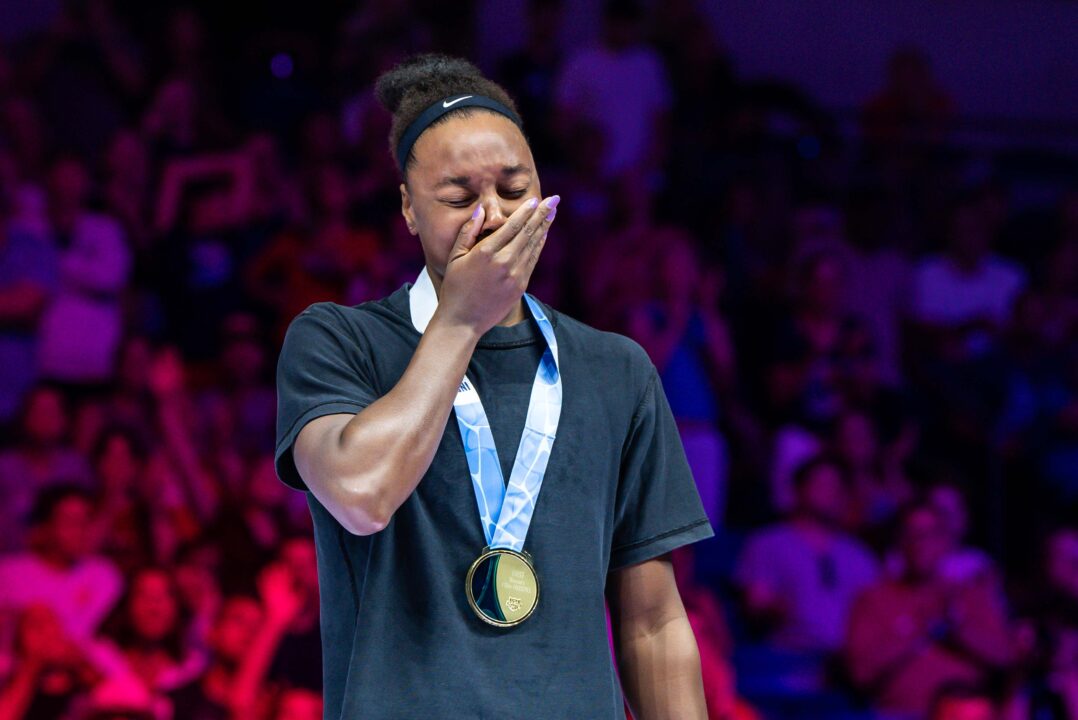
[[427, 265, 527, 327]]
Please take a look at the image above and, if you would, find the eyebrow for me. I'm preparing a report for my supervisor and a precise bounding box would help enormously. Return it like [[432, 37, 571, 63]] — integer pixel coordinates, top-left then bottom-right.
[[433, 165, 532, 189]]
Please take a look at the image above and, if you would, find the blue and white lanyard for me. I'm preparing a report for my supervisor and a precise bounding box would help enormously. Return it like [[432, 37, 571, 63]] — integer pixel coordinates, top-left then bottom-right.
[[409, 268, 562, 551]]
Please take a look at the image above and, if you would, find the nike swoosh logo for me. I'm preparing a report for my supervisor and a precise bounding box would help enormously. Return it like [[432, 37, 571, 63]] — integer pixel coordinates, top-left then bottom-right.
[[443, 96, 473, 108]]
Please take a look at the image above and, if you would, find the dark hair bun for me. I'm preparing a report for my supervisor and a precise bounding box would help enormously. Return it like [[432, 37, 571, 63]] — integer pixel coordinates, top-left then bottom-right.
[[374, 53, 522, 173], [374, 54, 487, 115]]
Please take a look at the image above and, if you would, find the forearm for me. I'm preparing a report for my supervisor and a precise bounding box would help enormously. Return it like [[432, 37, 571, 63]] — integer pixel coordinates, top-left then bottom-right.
[[616, 614, 707, 720], [299, 309, 480, 534], [228, 619, 289, 715]]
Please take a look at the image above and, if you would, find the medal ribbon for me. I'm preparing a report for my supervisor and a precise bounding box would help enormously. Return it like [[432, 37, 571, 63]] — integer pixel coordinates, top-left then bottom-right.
[[409, 268, 561, 551]]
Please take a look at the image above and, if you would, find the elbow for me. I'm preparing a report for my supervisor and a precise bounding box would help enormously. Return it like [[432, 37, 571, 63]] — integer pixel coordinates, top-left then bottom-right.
[[335, 480, 394, 536]]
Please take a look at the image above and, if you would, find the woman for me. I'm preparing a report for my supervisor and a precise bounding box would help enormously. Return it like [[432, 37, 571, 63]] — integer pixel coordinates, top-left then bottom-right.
[[92, 567, 200, 694], [274, 54, 712, 718]]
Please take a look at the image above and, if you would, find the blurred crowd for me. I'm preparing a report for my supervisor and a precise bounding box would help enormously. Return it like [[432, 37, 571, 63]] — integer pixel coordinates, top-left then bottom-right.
[[0, 0, 1076, 718]]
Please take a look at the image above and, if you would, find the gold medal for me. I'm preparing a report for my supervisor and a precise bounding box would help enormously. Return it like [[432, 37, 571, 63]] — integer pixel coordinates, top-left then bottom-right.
[[465, 547, 540, 628]]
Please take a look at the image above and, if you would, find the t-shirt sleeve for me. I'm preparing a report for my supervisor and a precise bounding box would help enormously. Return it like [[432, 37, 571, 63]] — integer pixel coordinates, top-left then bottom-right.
[[609, 369, 714, 571], [275, 303, 378, 491]]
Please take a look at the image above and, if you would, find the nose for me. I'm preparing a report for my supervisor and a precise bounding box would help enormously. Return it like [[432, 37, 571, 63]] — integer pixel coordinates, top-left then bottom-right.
[[478, 193, 509, 234]]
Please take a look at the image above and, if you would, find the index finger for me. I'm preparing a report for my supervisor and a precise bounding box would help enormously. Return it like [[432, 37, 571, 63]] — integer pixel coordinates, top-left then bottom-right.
[[477, 197, 539, 253]]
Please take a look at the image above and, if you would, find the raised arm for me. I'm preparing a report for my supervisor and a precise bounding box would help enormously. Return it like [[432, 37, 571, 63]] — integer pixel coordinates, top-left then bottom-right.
[[292, 197, 558, 536]]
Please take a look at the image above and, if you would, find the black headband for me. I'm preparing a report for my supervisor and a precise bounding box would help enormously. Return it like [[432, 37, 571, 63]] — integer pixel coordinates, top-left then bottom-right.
[[395, 94, 522, 173]]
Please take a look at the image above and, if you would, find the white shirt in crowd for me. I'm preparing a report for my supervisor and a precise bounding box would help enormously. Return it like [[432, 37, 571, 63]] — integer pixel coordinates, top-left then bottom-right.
[[911, 254, 1026, 328], [37, 212, 131, 383]]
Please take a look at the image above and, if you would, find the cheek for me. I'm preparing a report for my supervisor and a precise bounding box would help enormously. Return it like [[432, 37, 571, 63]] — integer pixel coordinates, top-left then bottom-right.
[[418, 213, 470, 264]]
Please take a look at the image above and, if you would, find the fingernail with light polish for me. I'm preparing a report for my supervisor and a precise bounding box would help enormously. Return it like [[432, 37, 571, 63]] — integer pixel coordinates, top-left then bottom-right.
[[548, 195, 561, 209], [472, 205, 482, 219], [526, 197, 539, 209], [546, 207, 557, 221]]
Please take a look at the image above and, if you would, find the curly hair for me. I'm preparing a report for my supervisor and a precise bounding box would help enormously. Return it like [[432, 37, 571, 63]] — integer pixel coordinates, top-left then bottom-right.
[[374, 53, 522, 176]]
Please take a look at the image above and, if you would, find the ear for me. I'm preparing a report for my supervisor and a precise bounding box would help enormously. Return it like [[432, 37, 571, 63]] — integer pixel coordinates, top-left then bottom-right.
[[400, 183, 417, 236]]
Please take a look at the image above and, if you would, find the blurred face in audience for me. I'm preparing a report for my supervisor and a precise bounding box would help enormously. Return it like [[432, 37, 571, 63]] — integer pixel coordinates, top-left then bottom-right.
[[174, 544, 221, 613], [211, 597, 263, 663], [24, 387, 68, 447], [902, 507, 949, 581], [129, 570, 180, 643], [96, 433, 142, 493], [400, 112, 539, 282], [43, 495, 94, 564], [275, 689, 323, 720], [927, 484, 968, 548], [797, 463, 846, 526], [835, 412, 877, 468]]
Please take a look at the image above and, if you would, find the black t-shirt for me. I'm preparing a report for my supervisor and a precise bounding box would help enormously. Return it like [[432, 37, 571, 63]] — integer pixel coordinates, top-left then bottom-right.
[[274, 283, 713, 719]]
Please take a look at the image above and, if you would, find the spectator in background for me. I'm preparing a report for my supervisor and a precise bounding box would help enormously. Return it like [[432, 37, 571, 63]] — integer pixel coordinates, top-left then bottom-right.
[[736, 456, 878, 688], [841, 187, 914, 387], [195, 313, 278, 459], [847, 503, 1015, 717], [0, 385, 93, 551], [911, 193, 1026, 362], [554, 0, 671, 181], [1022, 528, 1078, 719], [90, 567, 200, 694], [267, 537, 322, 692], [0, 219, 58, 426], [167, 564, 304, 720], [627, 235, 738, 526], [152, 149, 257, 361], [87, 426, 154, 573], [831, 408, 912, 541], [101, 128, 153, 253], [765, 251, 863, 431], [0, 604, 100, 720], [36, 156, 132, 387], [925, 482, 997, 587], [25, 0, 146, 160], [0, 486, 123, 651], [862, 47, 953, 148], [497, 0, 563, 165], [247, 165, 380, 340], [910, 192, 1028, 470]]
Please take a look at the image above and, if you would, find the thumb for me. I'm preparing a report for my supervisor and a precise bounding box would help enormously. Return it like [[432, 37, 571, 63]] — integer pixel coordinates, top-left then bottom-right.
[[450, 204, 485, 258]]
